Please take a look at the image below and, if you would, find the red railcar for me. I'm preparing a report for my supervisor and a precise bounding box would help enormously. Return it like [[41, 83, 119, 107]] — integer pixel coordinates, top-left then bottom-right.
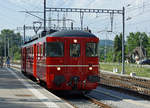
[[21, 30, 100, 91]]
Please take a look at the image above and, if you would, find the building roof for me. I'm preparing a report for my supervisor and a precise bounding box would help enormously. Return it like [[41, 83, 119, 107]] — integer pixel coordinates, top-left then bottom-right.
[[127, 47, 146, 59]]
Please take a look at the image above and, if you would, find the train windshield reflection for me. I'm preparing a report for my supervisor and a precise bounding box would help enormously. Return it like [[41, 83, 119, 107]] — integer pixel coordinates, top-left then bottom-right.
[[70, 44, 80, 57], [86, 43, 98, 57], [46, 42, 64, 57]]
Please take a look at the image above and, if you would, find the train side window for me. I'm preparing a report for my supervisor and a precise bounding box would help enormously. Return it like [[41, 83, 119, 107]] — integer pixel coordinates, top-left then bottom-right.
[[39, 45, 41, 57], [43, 43, 45, 56], [32, 47, 34, 56], [41, 44, 43, 56], [86, 43, 98, 57], [70, 44, 80, 57], [46, 42, 64, 57], [37, 45, 39, 59], [27, 47, 30, 59], [26, 48, 28, 59]]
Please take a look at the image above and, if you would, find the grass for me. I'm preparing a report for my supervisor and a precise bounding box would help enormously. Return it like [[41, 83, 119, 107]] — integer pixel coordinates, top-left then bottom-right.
[[100, 63, 150, 78]]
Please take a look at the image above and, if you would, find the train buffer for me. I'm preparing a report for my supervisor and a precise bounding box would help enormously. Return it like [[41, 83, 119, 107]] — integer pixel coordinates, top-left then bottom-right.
[[0, 67, 73, 108]]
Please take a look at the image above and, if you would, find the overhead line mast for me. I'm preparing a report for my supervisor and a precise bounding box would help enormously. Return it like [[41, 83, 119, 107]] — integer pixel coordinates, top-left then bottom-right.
[[44, 0, 46, 31]]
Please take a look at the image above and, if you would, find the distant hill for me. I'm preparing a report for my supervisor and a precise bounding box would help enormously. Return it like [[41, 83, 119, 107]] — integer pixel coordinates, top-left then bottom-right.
[[99, 40, 114, 47]]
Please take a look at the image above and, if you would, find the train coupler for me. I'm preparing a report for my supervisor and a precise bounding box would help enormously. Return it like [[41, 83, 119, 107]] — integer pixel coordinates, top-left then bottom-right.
[[67, 76, 80, 89]]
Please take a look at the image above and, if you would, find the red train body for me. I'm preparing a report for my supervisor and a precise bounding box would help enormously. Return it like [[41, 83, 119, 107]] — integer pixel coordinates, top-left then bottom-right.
[[21, 30, 100, 91]]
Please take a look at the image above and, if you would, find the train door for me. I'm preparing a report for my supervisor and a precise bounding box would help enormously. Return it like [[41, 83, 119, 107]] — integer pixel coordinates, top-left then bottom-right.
[[22, 48, 26, 72], [65, 38, 84, 75], [33, 44, 37, 77]]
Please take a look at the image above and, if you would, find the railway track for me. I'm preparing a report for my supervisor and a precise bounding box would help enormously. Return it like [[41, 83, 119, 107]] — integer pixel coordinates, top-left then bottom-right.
[[52, 91, 111, 108], [84, 95, 111, 108], [88, 86, 150, 108], [57, 85, 150, 108]]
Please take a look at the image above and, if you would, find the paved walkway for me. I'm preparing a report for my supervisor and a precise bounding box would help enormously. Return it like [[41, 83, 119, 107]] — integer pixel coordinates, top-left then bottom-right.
[[0, 67, 73, 108]]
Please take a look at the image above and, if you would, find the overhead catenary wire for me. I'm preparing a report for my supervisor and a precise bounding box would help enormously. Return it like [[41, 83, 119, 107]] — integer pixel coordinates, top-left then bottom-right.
[[126, 1, 150, 13]]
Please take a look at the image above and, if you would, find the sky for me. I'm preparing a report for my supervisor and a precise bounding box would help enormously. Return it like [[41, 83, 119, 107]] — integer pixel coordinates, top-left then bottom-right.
[[0, 0, 150, 40]]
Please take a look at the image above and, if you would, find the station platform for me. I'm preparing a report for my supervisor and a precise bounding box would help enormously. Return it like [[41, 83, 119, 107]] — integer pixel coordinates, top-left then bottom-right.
[[0, 67, 73, 108]]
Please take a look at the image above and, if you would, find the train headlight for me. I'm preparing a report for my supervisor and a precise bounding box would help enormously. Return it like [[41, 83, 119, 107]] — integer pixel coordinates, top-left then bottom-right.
[[89, 67, 93, 70], [57, 67, 61, 71], [74, 39, 77, 43]]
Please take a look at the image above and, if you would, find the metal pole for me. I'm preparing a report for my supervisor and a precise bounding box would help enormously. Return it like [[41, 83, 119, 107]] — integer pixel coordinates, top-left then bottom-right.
[[57, 12, 59, 28], [63, 13, 66, 28], [80, 12, 84, 30], [71, 22, 73, 30], [7, 38, 9, 56], [140, 37, 141, 60], [48, 12, 52, 29], [104, 32, 107, 62], [23, 25, 25, 43], [4, 36, 6, 58], [44, 0, 46, 31], [122, 7, 125, 74]]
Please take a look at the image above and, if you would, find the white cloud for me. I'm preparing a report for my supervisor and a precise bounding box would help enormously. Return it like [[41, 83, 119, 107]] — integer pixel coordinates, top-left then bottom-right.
[[62, 0, 123, 9], [8, 0, 43, 11], [8, 0, 37, 5], [62, 0, 105, 8], [71, 0, 91, 8], [135, 0, 143, 5]]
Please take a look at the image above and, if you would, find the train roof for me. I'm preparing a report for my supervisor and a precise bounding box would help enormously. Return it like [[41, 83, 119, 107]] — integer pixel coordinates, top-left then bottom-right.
[[47, 30, 97, 37], [22, 30, 98, 48]]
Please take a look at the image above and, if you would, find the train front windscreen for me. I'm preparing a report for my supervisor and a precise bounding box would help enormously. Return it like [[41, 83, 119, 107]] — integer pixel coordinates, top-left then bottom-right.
[[46, 42, 64, 57], [86, 43, 98, 57]]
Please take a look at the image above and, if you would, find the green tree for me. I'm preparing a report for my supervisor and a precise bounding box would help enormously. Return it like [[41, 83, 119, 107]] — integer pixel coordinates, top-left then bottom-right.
[[0, 29, 22, 60], [113, 34, 122, 62], [126, 32, 148, 57], [105, 48, 114, 62], [99, 46, 105, 62], [146, 37, 150, 58]]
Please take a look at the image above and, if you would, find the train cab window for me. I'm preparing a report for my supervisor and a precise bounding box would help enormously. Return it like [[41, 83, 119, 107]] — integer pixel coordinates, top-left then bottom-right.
[[46, 42, 64, 57], [70, 44, 80, 57], [41, 44, 43, 56], [86, 43, 98, 57]]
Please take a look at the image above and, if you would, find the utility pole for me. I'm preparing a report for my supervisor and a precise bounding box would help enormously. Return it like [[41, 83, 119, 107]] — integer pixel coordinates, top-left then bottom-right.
[[104, 32, 108, 62], [23, 25, 26, 43], [121, 7, 125, 74], [110, 13, 114, 32], [57, 12, 60, 28], [80, 12, 84, 30], [48, 12, 52, 28], [8, 38, 9, 57], [44, 0, 46, 31], [63, 13, 66, 28], [4, 36, 6, 58]]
